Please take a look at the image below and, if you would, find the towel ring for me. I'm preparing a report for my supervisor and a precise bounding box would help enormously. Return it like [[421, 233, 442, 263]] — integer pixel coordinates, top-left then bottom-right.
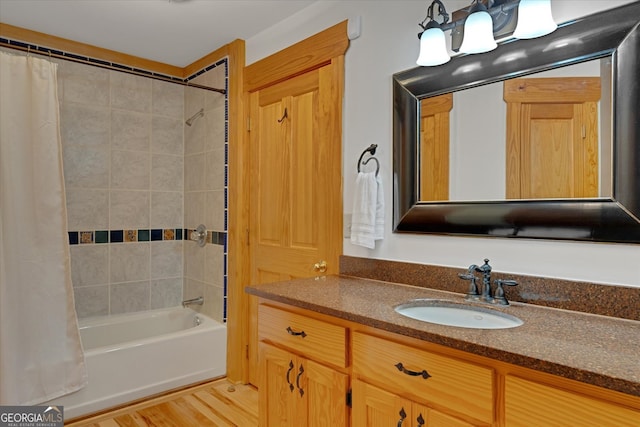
[[357, 144, 379, 176], [361, 157, 380, 177]]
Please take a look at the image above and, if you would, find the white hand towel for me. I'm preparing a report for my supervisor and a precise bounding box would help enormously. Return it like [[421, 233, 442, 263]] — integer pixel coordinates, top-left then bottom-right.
[[374, 174, 384, 241], [351, 171, 384, 249]]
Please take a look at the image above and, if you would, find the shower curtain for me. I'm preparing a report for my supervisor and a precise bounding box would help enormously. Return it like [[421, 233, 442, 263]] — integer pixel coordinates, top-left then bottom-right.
[[0, 51, 87, 404]]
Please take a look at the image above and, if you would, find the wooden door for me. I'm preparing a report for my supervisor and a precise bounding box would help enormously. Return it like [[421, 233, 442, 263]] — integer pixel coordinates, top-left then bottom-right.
[[504, 77, 601, 199], [249, 69, 334, 281], [242, 21, 349, 384], [247, 60, 343, 384], [420, 93, 453, 201]]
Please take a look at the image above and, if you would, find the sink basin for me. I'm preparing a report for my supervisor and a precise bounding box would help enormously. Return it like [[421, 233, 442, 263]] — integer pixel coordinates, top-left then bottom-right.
[[395, 299, 523, 329]]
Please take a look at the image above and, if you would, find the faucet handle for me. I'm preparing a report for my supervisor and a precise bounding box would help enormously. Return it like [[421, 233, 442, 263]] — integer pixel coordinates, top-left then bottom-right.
[[458, 273, 480, 300], [493, 279, 518, 305]]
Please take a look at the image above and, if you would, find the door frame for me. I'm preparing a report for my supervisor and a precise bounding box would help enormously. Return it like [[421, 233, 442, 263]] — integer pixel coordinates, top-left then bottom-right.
[[227, 21, 349, 383]]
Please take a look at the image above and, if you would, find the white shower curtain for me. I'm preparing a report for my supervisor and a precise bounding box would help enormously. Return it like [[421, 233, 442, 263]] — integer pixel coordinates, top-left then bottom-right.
[[0, 51, 87, 405]]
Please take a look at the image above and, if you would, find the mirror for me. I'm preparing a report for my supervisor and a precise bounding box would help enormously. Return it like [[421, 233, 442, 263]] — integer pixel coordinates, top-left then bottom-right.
[[419, 58, 613, 201], [393, 2, 640, 243]]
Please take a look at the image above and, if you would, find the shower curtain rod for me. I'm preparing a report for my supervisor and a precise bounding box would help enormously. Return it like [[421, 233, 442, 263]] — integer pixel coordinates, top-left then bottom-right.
[[0, 40, 226, 94]]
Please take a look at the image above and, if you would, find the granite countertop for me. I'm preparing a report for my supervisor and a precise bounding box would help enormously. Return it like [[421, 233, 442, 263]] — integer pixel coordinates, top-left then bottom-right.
[[245, 275, 640, 397]]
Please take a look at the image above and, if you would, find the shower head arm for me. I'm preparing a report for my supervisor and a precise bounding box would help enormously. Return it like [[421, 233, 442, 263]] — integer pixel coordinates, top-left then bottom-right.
[[185, 108, 204, 126]]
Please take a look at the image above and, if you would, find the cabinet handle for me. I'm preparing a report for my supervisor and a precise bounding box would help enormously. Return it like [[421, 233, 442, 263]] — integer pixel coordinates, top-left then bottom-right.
[[395, 362, 431, 379], [286, 326, 307, 338], [286, 360, 295, 393], [416, 413, 425, 427], [397, 407, 407, 427], [296, 364, 305, 397]]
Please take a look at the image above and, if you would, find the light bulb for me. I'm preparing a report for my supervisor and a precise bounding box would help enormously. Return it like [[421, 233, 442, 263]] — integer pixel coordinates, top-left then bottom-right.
[[417, 27, 451, 66], [459, 8, 497, 54], [514, 0, 557, 39]]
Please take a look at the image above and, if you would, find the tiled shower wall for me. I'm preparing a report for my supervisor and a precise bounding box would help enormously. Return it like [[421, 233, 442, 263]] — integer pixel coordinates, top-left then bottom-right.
[[183, 64, 228, 322], [59, 60, 186, 318], [2, 44, 228, 322], [21, 49, 228, 321]]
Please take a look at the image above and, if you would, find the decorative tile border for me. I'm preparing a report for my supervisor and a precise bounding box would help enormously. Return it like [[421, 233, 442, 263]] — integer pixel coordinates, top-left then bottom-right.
[[0, 37, 228, 89], [0, 37, 185, 82], [185, 58, 228, 81], [68, 229, 226, 246]]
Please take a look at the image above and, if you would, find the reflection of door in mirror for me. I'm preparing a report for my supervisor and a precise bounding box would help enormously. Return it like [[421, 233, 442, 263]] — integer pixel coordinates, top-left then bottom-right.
[[504, 77, 601, 199], [420, 93, 452, 201], [416, 58, 611, 202]]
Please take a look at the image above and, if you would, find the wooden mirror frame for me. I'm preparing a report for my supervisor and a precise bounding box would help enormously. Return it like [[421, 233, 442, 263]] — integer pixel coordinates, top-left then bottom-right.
[[393, 2, 640, 243]]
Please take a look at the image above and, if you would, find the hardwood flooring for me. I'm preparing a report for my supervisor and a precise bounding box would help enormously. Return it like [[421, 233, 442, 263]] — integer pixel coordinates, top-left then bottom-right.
[[65, 379, 258, 427]]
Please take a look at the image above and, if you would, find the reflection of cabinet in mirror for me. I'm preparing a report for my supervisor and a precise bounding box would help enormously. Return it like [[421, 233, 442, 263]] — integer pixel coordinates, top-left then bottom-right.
[[504, 77, 601, 199], [420, 94, 452, 201]]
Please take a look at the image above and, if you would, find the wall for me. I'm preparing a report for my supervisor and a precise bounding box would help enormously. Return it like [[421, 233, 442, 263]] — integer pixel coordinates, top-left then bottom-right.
[[245, 0, 640, 287], [182, 62, 229, 322], [56, 60, 186, 318]]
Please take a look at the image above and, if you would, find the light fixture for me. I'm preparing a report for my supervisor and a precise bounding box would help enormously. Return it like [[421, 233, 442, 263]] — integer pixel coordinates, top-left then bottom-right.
[[416, 0, 557, 66], [416, 0, 451, 66]]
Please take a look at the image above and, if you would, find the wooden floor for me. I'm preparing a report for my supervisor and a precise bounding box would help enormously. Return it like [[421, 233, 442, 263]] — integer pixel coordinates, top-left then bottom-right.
[[65, 379, 258, 427]]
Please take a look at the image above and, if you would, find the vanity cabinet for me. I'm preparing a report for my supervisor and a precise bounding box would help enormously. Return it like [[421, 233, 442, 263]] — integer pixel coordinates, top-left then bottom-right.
[[258, 304, 350, 427], [256, 300, 640, 427], [352, 332, 492, 426]]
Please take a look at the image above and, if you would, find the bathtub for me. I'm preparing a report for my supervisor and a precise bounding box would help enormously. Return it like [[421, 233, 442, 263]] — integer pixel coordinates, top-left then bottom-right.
[[45, 307, 226, 420]]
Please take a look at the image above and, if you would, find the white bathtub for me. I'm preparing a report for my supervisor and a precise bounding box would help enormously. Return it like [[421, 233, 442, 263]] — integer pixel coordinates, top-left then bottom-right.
[[45, 307, 226, 420]]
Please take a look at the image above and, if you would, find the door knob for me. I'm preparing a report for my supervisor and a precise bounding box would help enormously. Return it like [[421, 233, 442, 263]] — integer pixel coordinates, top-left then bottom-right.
[[313, 260, 327, 273]]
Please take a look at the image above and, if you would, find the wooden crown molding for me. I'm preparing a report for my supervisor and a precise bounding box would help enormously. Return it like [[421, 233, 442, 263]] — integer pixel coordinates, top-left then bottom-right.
[[244, 20, 349, 93]]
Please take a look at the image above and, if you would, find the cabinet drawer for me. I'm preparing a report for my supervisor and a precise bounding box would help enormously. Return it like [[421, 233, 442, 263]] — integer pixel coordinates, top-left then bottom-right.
[[259, 304, 347, 368], [505, 375, 640, 427], [353, 332, 493, 423]]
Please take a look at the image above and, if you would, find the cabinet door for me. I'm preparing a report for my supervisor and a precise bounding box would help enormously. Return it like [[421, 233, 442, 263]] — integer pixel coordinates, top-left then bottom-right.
[[352, 379, 412, 427], [353, 380, 478, 427], [423, 404, 477, 427], [261, 343, 349, 427], [260, 344, 299, 427], [304, 358, 349, 427]]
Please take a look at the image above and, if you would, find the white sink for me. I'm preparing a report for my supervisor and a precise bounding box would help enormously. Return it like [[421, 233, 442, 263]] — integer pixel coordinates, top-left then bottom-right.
[[395, 299, 523, 329]]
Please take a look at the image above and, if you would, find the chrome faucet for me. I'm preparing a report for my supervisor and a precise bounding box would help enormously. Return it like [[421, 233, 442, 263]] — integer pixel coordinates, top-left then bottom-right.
[[182, 296, 204, 308], [458, 259, 518, 305]]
